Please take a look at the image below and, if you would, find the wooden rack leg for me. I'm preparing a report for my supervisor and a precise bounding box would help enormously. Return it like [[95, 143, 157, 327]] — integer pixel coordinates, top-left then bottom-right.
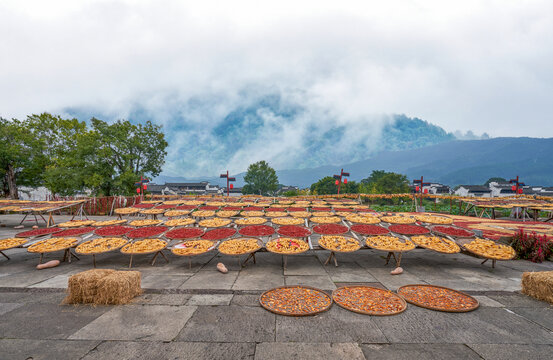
[[481, 258, 488, 265], [385, 252, 392, 265], [492, 259, 496, 268], [324, 252, 333, 265], [39, 253, 44, 264], [151, 252, 160, 265], [129, 254, 133, 268], [159, 250, 169, 263], [0, 251, 9, 260], [395, 252, 403, 267]]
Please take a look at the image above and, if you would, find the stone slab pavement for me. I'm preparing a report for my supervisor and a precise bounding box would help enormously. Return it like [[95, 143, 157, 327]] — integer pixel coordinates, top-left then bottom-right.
[[1, 214, 553, 359]]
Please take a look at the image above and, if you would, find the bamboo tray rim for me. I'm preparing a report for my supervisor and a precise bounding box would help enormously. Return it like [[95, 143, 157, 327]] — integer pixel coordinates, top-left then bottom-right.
[[365, 235, 416, 252], [120, 239, 168, 255], [218, 238, 263, 256], [409, 236, 461, 254], [27, 239, 79, 253], [332, 285, 407, 316], [318, 235, 361, 253], [92, 219, 128, 227], [265, 238, 310, 255], [75, 238, 129, 255], [170, 240, 217, 257], [260, 285, 332, 316], [0, 238, 29, 251], [397, 284, 480, 313]]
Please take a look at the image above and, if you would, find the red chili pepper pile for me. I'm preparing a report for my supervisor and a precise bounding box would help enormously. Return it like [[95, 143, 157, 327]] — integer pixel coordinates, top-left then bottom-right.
[[266, 208, 286, 212], [287, 207, 307, 212], [54, 227, 95, 237], [94, 226, 134, 237], [127, 226, 168, 239], [433, 226, 474, 237], [277, 225, 312, 237], [199, 206, 219, 210], [243, 206, 263, 211], [165, 227, 205, 240], [201, 227, 237, 240], [222, 206, 242, 211], [16, 227, 62, 238], [350, 224, 390, 235], [133, 203, 156, 209], [313, 224, 349, 235], [239, 225, 275, 236], [312, 207, 331, 211], [389, 224, 430, 235], [176, 205, 197, 210], [155, 204, 176, 209]]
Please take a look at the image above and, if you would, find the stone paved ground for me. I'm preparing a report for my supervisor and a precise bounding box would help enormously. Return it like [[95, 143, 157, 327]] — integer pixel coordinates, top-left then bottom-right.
[[1, 214, 553, 359]]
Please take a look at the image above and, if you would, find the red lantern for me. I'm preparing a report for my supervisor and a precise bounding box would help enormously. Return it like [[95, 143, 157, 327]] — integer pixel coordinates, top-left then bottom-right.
[[335, 180, 339, 185], [344, 178, 348, 184], [143, 183, 147, 190], [230, 183, 234, 189], [511, 185, 516, 191], [424, 188, 428, 194], [136, 188, 140, 194], [415, 186, 420, 192], [518, 188, 523, 194]]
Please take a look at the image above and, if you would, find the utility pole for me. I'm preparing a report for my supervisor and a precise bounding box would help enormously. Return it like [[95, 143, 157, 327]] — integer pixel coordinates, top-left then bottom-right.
[[333, 169, 350, 194]]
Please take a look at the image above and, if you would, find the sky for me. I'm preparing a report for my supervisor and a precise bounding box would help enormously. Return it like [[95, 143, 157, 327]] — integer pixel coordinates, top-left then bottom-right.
[[1, 1, 553, 176]]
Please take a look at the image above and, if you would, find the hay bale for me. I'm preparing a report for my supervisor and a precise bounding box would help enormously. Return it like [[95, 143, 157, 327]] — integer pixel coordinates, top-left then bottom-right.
[[521, 271, 553, 304], [64, 269, 116, 304], [95, 271, 142, 305], [64, 269, 141, 305]]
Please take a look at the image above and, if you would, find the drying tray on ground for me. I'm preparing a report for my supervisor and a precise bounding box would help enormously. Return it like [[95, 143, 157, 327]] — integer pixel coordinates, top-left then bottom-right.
[[260, 286, 332, 316], [397, 284, 479, 312], [333, 286, 407, 316]]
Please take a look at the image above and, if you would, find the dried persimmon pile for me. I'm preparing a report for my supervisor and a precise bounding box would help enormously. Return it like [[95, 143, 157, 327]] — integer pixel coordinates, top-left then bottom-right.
[[333, 286, 406, 315], [397, 284, 479, 312], [260, 286, 332, 316]]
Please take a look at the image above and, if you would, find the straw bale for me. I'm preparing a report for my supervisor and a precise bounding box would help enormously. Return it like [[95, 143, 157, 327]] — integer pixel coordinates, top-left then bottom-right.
[[95, 271, 142, 305], [64, 269, 141, 305], [521, 271, 553, 304]]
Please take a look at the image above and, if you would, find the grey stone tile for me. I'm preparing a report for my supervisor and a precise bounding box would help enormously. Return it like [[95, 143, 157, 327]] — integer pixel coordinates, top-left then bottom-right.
[[285, 275, 336, 290], [187, 294, 233, 306], [361, 343, 481, 359], [132, 293, 190, 306], [487, 293, 553, 308], [284, 255, 324, 276], [372, 306, 553, 344], [29, 274, 73, 288], [176, 305, 275, 342], [233, 266, 284, 291], [69, 305, 197, 341], [0, 339, 101, 360], [81, 341, 255, 360], [276, 305, 387, 343], [468, 343, 553, 360], [510, 307, 553, 331], [231, 294, 261, 307], [179, 270, 238, 290], [364, 267, 427, 291], [255, 342, 365, 360], [472, 295, 505, 307], [0, 303, 108, 339], [140, 274, 189, 289], [325, 262, 378, 282], [0, 302, 23, 315]]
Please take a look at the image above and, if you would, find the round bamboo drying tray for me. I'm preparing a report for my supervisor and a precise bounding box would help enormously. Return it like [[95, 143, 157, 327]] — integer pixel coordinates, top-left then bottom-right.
[[332, 285, 407, 316], [260, 286, 332, 316], [397, 284, 479, 313]]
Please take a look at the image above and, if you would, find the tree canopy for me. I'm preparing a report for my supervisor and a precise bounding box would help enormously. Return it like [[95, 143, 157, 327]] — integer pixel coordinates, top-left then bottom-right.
[[310, 176, 360, 195], [1, 113, 168, 198], [359, 170, 410, 194], [242, 161, 279, 195]]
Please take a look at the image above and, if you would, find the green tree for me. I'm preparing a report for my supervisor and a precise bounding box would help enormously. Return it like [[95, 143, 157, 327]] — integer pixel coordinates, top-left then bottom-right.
[[0, 118, 42, 198], [242, 161, 278, 195], [310, 176, 359, 194], [360, 170, 410, 194], [484, 177, 507, 186]]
